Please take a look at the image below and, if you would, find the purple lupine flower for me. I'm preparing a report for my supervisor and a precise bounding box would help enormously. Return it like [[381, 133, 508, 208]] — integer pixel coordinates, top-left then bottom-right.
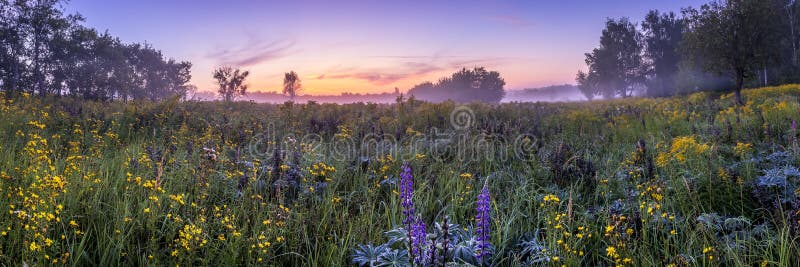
[[475, 180, 491, 262], [411, 218, 427, 266], [400, 162, 415, 226]]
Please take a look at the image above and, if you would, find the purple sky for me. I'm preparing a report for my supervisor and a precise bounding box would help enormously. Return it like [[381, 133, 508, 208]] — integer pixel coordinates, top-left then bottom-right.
[[66, 0, 708, 95]]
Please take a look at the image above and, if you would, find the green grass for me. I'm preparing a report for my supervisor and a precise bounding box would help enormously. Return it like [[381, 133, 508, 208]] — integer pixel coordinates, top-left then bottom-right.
[[1, 85, 800, 266]]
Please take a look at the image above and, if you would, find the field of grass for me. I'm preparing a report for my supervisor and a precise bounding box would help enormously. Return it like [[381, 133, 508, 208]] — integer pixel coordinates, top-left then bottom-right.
[[2, 85, 800, 266]]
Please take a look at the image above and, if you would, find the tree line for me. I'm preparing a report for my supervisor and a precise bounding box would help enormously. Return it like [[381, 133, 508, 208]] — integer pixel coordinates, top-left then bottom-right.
[[577, 0, 800, 104], [408, 67, 505, 103], [0, 0, 193, 101]]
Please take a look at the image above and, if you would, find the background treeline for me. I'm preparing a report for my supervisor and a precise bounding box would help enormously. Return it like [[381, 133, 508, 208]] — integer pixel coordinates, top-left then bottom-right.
[[577, 0, 800, 102], [407, 67, 506, 103], [0, 0, 193, 101]]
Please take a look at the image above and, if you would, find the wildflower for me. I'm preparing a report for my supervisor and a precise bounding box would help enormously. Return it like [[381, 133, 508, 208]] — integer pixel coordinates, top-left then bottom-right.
[[475, 180, 491, 261], [29, 242, 41, 251], [399, 162, 415, 226], [410, 218, 427, 265], [655, 135, 709, 167], [733, 142, 754, 157], [606, 246, 618, 258]]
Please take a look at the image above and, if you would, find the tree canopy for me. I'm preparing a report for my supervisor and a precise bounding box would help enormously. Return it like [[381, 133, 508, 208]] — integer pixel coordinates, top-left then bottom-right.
[[283, 71, 301, 99], [408, 67, 505, 103], [578, 0, 800, 102], [214, 66, 249, 102], [0, 0, 192, 101]]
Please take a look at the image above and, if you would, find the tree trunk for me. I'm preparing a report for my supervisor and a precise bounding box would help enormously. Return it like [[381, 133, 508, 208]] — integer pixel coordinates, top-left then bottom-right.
[[734, 71, 745, 106], [788, 1, 798, 66]]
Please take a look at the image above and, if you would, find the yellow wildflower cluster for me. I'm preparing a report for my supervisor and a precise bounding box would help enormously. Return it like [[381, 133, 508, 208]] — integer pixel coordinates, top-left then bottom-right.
[[655, 136, 710, 167], [309, 162, 336, 182], [539, 193, 590, 263], [334, 125, 352, 139], [733, 142, 754, 158], [702, 246, 716, 261], [174, 223, 207, 253], [5, 119, 72, 264], [602, 213, 635, 266]]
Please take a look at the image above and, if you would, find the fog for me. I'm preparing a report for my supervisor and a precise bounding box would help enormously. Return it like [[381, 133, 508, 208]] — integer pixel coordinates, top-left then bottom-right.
[[190, 84, 590, 104]]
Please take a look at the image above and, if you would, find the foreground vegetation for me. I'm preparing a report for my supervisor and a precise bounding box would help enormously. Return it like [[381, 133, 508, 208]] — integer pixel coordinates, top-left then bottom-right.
[[2, 85, 800, 266]]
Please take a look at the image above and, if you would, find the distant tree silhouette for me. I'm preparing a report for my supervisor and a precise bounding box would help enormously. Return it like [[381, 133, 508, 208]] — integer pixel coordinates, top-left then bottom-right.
[[214, 66, 249, 102], [408, 67, 505, 103], [641, 10, 684, 97], [283, 71, 301, 99], [576, 18, 645, 99]]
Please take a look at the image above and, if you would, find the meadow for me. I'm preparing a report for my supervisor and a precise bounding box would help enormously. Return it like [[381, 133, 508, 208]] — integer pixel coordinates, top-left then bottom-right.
[[2, 85, 800, 266]]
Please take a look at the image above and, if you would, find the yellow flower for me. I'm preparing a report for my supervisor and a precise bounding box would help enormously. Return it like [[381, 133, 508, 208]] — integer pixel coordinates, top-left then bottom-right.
[[733, 142, 754, 157], [606, 246, 618, 258], [543, 194, 560, 203], [655, 135, 710, 167], [29, 242, 41, 251]]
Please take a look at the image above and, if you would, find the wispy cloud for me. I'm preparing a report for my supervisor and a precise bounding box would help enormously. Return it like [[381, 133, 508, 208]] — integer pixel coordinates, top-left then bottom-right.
[[207, 38, 295, 67], [315, 56, 519, 86], [317, 62, 443, 85], [487, 15, 533, 29]]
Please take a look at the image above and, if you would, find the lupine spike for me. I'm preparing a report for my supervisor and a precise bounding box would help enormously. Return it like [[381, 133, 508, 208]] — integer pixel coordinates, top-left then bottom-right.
[[475, 179, 491, 262], [400, 162, 415, 226], [411, 217, 427, 266]]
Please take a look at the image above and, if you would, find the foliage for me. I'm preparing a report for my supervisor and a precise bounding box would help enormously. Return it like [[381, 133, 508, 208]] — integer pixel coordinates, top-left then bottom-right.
[[283, 71, 302, 100], [577, 18, 645, 99], [0, 0, 192, 101], [408, 67, 505, 103], [682, 0, 783, 104], [213, 66, 250, 102]]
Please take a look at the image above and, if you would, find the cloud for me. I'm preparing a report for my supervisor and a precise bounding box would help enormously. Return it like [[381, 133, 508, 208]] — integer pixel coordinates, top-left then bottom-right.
[[315, 56, 520, 86], [487, 15, 532, 29], [207, 38, 295, 67], [317, 62, 443, 85]]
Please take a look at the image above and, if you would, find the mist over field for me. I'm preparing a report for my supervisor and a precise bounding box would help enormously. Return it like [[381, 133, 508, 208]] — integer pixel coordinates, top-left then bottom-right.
[[189, 85, 588, 104]]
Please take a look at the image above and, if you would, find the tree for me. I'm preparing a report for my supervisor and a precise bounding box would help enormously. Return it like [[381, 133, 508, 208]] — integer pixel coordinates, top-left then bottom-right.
[[408, 67, 505, 103], [575, 71, 597, 101], [683, 0, 782, 105], [641, 10, 684, 97], [576, 18, 646, 99], [214, 66, 249, 102], [283, 71, 301, 99], [0, 0, 192, 101]]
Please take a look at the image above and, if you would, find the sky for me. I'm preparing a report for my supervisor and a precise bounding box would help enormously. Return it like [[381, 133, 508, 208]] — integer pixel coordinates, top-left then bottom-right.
[[66, 0, 708, 95]]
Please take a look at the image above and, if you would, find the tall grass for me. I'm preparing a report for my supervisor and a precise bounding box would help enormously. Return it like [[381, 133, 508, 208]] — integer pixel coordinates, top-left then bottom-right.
[[0, 85, 799, 266]]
